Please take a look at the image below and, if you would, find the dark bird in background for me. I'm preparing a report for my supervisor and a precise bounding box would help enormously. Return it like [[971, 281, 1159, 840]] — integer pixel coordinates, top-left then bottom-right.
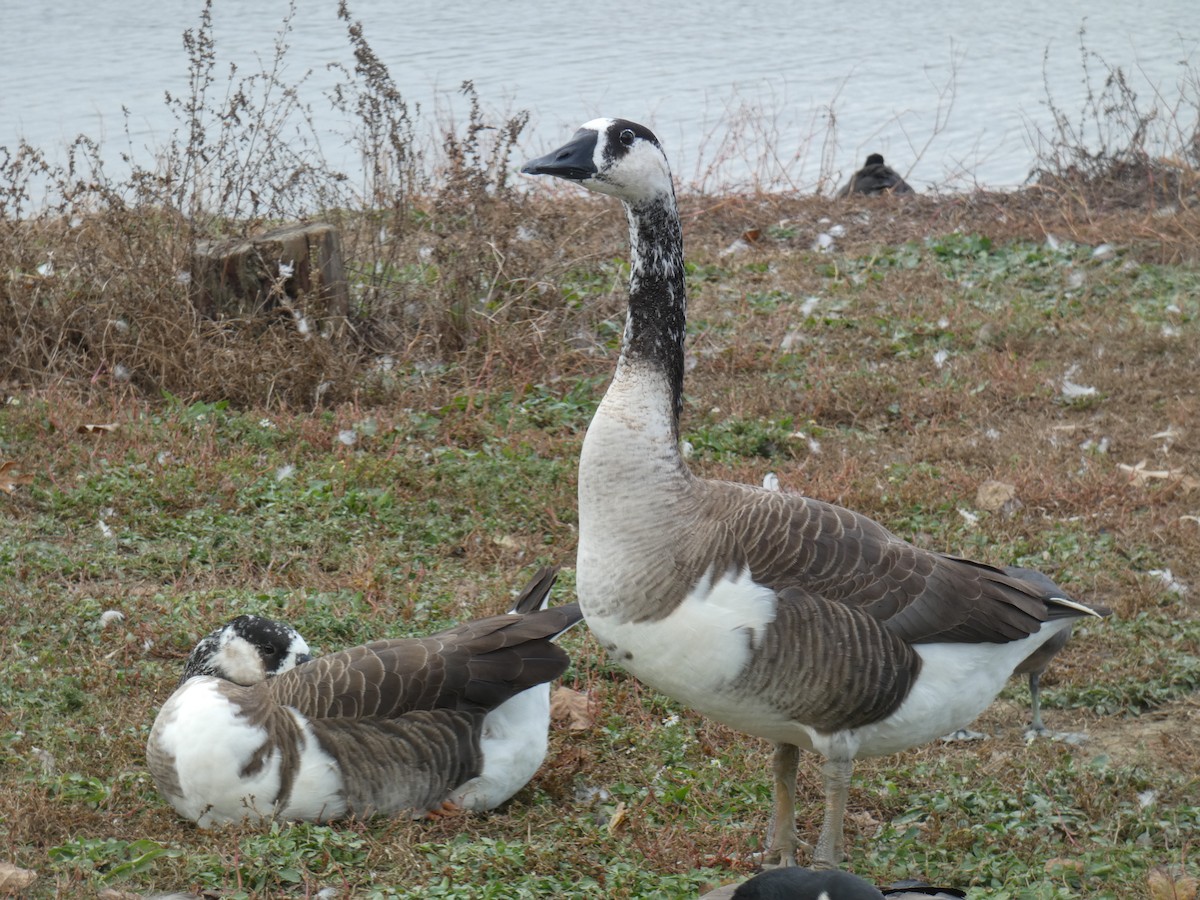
[[836, 153, 914, 197]]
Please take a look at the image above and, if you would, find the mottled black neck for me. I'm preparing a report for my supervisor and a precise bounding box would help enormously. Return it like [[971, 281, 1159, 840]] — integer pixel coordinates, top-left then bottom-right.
[[180, 652, 219, 686], [621, 193, 687, 431]]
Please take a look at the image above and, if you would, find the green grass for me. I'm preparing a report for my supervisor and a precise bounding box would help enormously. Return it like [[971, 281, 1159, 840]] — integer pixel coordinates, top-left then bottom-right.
[[2, 216, 1199, 898]]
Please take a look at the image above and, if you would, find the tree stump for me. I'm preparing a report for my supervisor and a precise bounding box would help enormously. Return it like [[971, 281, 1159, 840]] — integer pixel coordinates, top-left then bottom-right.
[[192, 223, 350, 326]]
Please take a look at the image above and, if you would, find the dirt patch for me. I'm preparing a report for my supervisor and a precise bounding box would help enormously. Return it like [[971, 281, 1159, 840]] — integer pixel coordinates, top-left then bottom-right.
[[1082, 695, 1200, 773]]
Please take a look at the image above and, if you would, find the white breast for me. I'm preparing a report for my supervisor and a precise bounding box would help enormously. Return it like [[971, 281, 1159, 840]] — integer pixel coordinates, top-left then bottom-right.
[[149, 678, 345, 827]]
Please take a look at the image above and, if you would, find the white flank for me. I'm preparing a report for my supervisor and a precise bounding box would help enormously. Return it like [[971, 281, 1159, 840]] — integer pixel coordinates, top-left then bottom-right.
[[153, 679, 281, 826], [151, 678, 343, 827], [585, 566, 778, 724], [274, 711, 346, 822], [447, 684, 551, 811], [831, 618, 1078, 758]]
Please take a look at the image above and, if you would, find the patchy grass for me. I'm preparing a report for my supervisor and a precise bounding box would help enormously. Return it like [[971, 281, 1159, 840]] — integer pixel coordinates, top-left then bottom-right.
[[2, 203, 1199, 899]]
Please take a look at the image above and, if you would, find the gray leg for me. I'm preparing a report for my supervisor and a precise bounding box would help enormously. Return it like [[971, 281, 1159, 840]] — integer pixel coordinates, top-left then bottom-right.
[[813, 756, 853, 869], [1028, 671, 1048, 734], [1024, 670, 1088, 744], [764, 742, 800, 867]]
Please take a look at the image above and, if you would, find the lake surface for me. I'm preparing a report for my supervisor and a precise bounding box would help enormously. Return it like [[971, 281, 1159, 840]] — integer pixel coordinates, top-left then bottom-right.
[[2, 0, 1197, 192]]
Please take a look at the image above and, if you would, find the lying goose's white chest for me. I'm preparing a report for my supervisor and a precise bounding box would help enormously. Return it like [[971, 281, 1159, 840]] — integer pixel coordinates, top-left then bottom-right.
[[148, 678, 344, 827]]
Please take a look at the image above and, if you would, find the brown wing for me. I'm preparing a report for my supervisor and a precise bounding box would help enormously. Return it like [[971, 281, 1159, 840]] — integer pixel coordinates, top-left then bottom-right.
[[736, 586, 922, 731], [215, 685, 487, 817], [265, 602, 583, 720], [509, 566, 559, 614], [307, 709, 486, 816], [696, 481, 1102, 645]]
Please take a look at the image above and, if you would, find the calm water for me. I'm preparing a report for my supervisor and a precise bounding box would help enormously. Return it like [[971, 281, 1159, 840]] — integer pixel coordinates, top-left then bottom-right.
[[1, 0, 1197, 191]]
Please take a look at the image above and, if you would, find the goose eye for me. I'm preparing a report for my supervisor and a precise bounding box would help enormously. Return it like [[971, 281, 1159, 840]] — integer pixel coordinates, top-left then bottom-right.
[[260, 644, 277, 656], [619, 128, 635, 147]]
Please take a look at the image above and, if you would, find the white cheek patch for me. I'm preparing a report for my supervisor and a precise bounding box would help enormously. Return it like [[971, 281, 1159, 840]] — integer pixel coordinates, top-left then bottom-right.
[[595, 143, 673, 198], [572, 120, 673, 202], [285, 634, 312, 670], [213, 638, 266, 685]]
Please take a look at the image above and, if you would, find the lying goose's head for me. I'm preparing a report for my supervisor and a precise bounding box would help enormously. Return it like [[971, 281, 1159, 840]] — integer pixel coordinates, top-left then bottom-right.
[[522, 118, 672, 204], [180, 614, 312, 686]]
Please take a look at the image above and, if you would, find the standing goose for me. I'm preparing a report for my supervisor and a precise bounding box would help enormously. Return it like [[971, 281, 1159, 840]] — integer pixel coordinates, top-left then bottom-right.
[[147, 568, 582, 827], [835, 153, 914, 197], [521, 119, 1109, 868]]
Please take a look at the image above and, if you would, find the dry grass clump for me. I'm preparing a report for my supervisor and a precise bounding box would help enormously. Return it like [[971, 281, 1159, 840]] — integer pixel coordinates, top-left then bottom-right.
[[1027, 34, 1200, 217], [0, 2, 560, 409], [3, 11, 1199, 407]]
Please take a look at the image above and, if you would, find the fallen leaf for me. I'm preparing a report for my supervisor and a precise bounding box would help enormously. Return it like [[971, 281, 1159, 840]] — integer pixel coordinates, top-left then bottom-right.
[[0, 460, 34, 495], [1150, 427, 1182, 442], [1043, 857, 1085, 875], [550, 686, 595, 731], [77, 423, 118, 435], [0, 860, 37, 891], [1119, 460, 1200, 492], [1148, 865, 1199, 900], [975, 479, 1021, 515], [606, 800, 627, 834], [491, 534, 521, 551]]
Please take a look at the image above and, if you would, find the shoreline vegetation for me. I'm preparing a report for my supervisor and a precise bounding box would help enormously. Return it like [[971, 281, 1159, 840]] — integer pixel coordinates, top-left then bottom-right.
[[2, 3, 1199, 897]]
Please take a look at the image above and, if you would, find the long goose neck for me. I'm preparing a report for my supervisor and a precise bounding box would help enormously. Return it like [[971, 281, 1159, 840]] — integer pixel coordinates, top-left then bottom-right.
[[616, 192, 687, 434]]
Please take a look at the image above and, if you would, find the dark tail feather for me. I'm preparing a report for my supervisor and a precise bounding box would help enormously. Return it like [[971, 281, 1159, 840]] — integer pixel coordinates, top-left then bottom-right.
[[509, 567, 558, 615]]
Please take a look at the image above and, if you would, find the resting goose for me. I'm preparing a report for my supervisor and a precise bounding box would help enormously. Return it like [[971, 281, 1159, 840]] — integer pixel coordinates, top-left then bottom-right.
[[147, 568, 582, 827], [522, 119, 1110, 868], [709, 867, 965, 899], [835, 153, 914, 197]]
